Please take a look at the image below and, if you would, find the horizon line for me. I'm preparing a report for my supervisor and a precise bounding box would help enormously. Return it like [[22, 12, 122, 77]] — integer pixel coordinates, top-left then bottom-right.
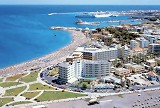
[[0, 4, 160, 5]]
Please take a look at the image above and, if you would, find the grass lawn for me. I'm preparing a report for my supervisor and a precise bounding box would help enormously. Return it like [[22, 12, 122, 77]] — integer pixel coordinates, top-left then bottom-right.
[[0, 82, 22, 88], [117, 94, 124, 98], [6, 73, 27, 81], [48, 67, 59, 76], [0, 78, 3, 82], [0, 98, 13, 107], [20, 70, 39, 83], [29, 83, 54, 91], [79, 81, 91, 89], [8, 101, 32, 106], [36, 91, 86, 102], [4, 86, 26, 96], [22, 91, 41, 100]]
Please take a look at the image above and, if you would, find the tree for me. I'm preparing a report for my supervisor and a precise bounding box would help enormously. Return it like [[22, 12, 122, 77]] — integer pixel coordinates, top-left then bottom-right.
[[82, 83, 87, 90], [149, 67, 154, 71], [113, 86, 118, 90], [116, 62, 122, 68], [96, 28, 102, 32]]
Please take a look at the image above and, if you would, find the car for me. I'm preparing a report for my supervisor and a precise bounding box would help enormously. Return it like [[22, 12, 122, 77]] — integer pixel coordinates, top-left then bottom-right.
[[151, 82, 154, 85], [137, 88, 140, 90], [142, 87, 145, 90], [130, 89, 135, 91], [88, 98, 99, 105]]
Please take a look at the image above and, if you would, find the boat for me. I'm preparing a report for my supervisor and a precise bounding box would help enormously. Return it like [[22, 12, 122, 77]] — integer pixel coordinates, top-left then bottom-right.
[[89, 11, 112, 18], [75, 19, 83, 24], [110, 14, 119, 17], [75, 19, 100, 26], [48, 13, 57, 16]]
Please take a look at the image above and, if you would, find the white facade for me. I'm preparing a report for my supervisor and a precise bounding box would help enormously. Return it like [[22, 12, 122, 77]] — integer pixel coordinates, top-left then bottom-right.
[[139, 38, 149, 48], [58, 62, 75, 83], [58, 59, 111, 83], [95, 48, 118, 61], [75, 46, 130, 61], [82, 60, 111, 78], [118, 45, 130, 58], [150, 37, 155, 44], [130, 40, 139, 50], [74, 59, 83, 78], [79, 47, 118, 61], [142, 34, 156, 44], [148, 44, 160, 53], [58, 60, 83, 84]]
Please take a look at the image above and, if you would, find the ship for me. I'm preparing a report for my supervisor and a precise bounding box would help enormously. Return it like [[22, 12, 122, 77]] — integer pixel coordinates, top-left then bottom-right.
[[75, 11, 117, 18], [93, 13, 111, 18], [75, 13, 94, 18], [92, 11, 112, 18]]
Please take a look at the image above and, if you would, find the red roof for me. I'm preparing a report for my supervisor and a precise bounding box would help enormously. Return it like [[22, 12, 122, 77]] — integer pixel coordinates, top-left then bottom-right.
[[148, 72, 155, 77]]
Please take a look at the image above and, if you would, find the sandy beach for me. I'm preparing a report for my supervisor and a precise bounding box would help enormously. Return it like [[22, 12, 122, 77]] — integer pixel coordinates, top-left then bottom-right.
[[0, 30, 88, 77]]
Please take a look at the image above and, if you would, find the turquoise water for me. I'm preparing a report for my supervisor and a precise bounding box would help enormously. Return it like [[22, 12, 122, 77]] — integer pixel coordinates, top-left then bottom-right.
[[0, 5, 160, 68]]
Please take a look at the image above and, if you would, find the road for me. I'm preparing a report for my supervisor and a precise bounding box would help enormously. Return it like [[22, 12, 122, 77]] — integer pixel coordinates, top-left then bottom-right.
[[41, 68, 58, 84], [41, 68, 160, 94], [46, 89, 160, 108]]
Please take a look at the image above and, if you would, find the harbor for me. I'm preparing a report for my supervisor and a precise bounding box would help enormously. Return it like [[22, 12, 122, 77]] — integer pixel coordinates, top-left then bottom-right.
[[75, 11, 119, 18]]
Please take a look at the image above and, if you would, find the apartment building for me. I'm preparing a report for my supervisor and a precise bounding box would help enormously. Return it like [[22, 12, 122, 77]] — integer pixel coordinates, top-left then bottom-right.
[[82, 60, 111, 78], [99, 34, 113, 46], [130, 40, 139, 50], [114, 68, 130, 76], [146, 59, 157, 67], [58, 59, 111, 84], [79, 47, 118, 61], [148, 44, 160, 54], [124, 63, 145, 73]]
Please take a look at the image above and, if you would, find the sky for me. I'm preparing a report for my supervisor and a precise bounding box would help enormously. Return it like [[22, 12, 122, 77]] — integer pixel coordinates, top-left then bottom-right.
[[0, 0, 160, 5]]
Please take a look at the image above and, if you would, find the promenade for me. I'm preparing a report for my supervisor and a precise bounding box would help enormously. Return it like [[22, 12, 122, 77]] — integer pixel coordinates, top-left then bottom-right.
[[0, 30, 88, 77]]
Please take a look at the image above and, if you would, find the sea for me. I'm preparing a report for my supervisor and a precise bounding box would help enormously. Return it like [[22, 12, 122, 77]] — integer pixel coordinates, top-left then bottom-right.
[[0, 5, 160, 68]]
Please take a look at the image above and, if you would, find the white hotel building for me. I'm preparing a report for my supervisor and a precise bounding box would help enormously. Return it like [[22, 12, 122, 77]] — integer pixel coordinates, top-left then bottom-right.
[[58, 60, 82, 84], [58, 46, 129, 84], [58, 59, 110, 84], [76, 47, 119, 61], [82, 60, 110, 78]]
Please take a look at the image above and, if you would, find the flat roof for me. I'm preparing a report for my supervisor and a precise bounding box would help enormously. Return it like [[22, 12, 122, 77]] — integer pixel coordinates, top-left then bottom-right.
[[147, 59, 156, 63], [126, 74, 150, 85], [83, 60, 109, 64], [59, 62, 70, 68], [75, 47, 118, 53], [131, 65, 144, 68], [115, 68, 129, 71], [125, 63, 144, 68], [149, 43, 160, 45], [79, 77, 97, 80]]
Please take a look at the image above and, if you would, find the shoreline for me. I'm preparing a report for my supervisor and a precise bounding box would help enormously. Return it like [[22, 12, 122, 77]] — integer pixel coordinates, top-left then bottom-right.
[[0, 30, 88, 77]]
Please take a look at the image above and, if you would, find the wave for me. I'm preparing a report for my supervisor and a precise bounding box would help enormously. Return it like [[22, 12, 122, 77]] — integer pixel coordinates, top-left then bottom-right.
[[48, 12, 81, 16], [48, 13, 58, 16]]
